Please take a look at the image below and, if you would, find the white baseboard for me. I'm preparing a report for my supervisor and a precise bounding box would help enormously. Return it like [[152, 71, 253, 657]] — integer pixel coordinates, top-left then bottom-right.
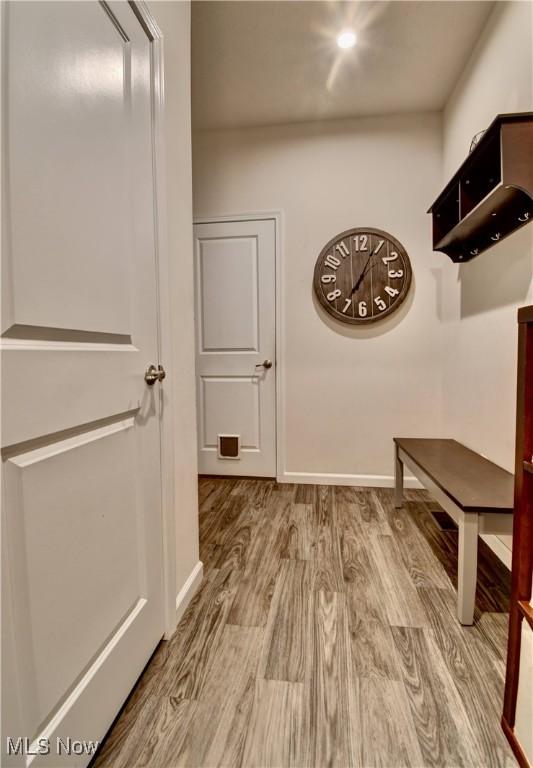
[[480, 534, 512, 570], [279, 471, 423, 489], [175, 561, 204, 624]]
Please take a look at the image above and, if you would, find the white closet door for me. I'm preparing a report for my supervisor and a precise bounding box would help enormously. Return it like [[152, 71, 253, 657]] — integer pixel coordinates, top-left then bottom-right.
[[194, 219, 277, 477]]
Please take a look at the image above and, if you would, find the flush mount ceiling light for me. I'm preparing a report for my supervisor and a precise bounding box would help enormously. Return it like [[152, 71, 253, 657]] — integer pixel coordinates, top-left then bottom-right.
[[336, 30, 357, 49]]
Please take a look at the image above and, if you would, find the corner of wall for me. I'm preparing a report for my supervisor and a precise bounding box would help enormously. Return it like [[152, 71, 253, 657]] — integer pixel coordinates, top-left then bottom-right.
[[175, 561, 204, 625]]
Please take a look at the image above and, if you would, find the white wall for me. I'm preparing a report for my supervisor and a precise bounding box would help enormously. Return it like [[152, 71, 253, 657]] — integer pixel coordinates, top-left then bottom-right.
[[193, 113, 444, 484], [150, 2, 201, 606], [441, 0, 533, 560]]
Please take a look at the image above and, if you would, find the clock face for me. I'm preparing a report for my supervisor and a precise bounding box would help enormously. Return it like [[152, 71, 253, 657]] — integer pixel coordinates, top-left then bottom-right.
[[313, 227, 412, 324]]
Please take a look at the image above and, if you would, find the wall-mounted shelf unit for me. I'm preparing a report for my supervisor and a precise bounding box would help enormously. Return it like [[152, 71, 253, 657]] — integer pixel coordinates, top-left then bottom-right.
[[428, 113, 533, 262]]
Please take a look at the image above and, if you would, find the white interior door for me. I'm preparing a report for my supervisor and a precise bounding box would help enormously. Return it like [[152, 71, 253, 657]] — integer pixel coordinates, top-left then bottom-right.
[[2, 3, 165, 765], [193, 219, 276, 477]]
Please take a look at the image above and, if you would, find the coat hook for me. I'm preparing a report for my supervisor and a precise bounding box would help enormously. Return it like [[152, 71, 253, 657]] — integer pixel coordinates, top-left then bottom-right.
[[470, 248, 479, 256], [491, 233, 501, 241], [518, 212, 530, 222]]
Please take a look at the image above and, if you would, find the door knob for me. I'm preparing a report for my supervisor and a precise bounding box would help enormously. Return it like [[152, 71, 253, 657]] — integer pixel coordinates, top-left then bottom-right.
[[145, 364, 166, 385], [255, 359, 273, 370]]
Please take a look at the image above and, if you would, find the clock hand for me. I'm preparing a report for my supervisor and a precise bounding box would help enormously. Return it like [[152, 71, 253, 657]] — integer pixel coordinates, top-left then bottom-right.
[[358, 248, 382, 282], [362, 260, 379, 281], [351, 262, 379, 299], [350, 247, 376, 296]]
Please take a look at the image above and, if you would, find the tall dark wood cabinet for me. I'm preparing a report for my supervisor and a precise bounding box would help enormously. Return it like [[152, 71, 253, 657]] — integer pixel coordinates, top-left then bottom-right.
[[502, 305, 533, 768]]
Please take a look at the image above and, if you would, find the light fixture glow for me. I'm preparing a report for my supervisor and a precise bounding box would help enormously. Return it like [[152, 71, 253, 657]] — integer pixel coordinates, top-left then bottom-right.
[[337, 30, 357, 49]]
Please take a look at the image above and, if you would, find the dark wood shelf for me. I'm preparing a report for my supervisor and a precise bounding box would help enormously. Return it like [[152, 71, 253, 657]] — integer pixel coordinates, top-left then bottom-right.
[[518, 600, 533, 631], [429, 113, 533, 263], [518, 305, 533, 324]]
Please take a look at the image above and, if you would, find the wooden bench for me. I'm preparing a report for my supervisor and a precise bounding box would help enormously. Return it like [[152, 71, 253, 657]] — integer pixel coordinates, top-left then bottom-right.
[[394, 438, 514, 625]]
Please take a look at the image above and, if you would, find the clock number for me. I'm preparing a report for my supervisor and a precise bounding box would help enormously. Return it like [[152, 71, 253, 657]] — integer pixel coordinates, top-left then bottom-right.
[[327, 289, 341, 302], [388, 269, 403, 278], [353, 234, 368, 252], [374, 239, 385, 254], [321, 274, 336, 284], [335, 241, 349, 258], [324, 253, 341, 269], [385, 286, 399, 298], [358, 301, 368, 317], [342, 298, 352, 314], [382, 250, 398, 265], [374, 296, 387, 311]]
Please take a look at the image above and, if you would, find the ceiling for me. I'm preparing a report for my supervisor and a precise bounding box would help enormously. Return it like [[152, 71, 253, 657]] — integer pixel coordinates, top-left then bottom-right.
[[192, 1, 494, 131]]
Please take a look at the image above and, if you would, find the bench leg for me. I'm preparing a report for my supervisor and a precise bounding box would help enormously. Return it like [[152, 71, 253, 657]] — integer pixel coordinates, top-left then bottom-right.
[[457, 512, 479, 625], [394, 445, 404, 509]]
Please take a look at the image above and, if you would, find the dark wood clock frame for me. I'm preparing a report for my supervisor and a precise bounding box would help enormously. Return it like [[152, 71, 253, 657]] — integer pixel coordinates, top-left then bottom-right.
[[313, 227, 412, 325]]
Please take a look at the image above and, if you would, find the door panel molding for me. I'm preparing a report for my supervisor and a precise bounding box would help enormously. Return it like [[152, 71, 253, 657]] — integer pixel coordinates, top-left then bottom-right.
[[200, 375, 261, 450], [2, 325, 132, 345], [1, 409, 140, 459], [24, 596, 149, 766], [4, 1, 134, 337], [197, 234, 259, 353]]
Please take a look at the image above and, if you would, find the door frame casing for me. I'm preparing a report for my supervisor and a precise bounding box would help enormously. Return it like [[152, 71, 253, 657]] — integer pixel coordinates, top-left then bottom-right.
[[193, 211, 284, 482], [129, 1, 177, 638]]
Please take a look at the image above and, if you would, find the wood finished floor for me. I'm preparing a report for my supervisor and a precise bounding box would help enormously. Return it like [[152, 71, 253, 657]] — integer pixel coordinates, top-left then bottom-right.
[[93, 479, 516, 768]]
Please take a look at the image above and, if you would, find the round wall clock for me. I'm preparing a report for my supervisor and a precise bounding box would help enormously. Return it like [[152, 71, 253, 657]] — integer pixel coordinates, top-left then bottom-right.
[[313, 227, 412, 324]]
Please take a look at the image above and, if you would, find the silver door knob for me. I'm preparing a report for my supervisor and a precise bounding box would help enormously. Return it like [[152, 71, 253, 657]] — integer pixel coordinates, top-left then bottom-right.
[[145, 364, 166, 385], [255, 359, 273, 370]]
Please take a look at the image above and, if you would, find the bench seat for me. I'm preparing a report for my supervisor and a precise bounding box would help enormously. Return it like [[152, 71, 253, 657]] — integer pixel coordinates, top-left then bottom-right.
[[393, 437, 514, 625]]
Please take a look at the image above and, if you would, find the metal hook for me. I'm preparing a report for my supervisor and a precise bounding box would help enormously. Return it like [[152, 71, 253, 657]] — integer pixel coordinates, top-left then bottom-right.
[[518, 212, 530, 222], [491, 233, 501, 242]]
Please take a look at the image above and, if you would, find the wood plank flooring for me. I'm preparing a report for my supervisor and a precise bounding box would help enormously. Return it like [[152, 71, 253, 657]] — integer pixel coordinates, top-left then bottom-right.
[[93, 480, 515, 768]]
